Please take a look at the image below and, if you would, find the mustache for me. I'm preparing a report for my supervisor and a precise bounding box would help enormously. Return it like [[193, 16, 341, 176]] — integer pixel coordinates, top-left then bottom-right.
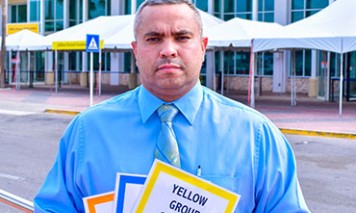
[[156, 58, 184, 69]]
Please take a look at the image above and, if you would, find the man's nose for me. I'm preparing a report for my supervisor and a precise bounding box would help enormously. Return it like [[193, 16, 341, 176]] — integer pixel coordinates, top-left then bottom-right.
[[160, 40, 178, 58]]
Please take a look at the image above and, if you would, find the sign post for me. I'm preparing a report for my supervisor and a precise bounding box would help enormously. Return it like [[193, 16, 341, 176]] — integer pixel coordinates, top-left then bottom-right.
[[86, 34, 100, 106]]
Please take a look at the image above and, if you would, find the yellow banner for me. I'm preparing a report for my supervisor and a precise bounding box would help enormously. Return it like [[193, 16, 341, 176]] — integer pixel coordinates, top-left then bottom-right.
[[7, 23, 39, 35], [52, 40, 104, 50]]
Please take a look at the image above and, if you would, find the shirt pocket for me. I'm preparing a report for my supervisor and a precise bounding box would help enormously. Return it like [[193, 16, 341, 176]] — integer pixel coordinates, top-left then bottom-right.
[[200, 175, 240, 193]]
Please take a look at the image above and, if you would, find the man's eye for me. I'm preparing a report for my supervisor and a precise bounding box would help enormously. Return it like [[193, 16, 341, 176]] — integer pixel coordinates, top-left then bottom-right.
[[177, 36, 190, 41], [146, 37, 160, 42]]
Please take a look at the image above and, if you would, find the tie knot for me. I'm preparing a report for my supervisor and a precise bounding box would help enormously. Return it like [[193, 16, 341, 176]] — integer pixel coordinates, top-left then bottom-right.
[[157, 104, 178, 122]]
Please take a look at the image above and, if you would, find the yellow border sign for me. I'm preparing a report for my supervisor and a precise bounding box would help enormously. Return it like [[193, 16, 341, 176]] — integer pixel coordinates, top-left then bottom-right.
[[52, 40, 104, 51], [133, 160, 241, 213], [7, 23, 39, 35]]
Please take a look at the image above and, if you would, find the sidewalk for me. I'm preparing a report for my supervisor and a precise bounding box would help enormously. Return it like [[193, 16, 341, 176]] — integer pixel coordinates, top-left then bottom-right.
[[0, 84, 355, 139]]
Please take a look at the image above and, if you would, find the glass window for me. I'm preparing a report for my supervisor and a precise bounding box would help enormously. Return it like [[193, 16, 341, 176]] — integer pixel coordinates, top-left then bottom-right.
[[264, 12, 274, 22], [11, 6, 16, 23], [291, 11, 304, 22], [56, 0, 64, 19], [89, 0, 106, 19], [224, 51, 234, 75], [294, 50, 311, 76], [265, 0, 274, 11], [224, 14, 235, 21], [30, 0, 40, 22], [291, 0, 330, 77], [236, 0, 251, 13], [125, 0, 131, 14], [69, 0, 77, 26], [235, 52, 250, 75], [224, 0, 234, 13], [295, 50, 304, 76], [10, 4, 27, 23], [304, 50, 311, 76], [308, 0, 329, 9], [45, 0, 54, 20], [193, 0, 208, 11], [236, 13, 252, 20], [305, 10, 318, 18], [18, 5, 27, 22], [292, 0, 304, 10], [257, 52, 273, 76]]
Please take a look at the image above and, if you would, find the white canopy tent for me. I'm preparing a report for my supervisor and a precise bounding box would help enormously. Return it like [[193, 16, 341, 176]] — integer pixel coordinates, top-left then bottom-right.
[[45, 15, 134, 95], [6, 29, 51, 51], [104, 10, 224, 50], [5, 29, 51, 89], [253, 0, 356, 115], [206, 17, 284, 49], [205, 17, 284, 107], [253, 0, 356, 53], [46, 15, 134, 42]]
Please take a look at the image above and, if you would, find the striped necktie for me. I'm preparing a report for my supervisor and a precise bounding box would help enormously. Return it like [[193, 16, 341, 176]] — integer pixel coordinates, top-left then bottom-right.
[[154, 104, 181, 168]]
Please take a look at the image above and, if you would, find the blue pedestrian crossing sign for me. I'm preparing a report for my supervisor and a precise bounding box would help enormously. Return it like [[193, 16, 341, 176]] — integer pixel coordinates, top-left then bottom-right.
[[86, 34, 100, 52]]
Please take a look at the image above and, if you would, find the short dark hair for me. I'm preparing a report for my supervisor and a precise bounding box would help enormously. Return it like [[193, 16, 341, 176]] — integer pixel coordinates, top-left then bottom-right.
[[133, 0, 203, 38]]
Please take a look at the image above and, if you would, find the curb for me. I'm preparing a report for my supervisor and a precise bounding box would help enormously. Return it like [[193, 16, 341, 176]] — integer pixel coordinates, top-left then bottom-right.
[[44, 108, 356, 140], [44, 109, 80, 116], [280, 128, 356, 140]]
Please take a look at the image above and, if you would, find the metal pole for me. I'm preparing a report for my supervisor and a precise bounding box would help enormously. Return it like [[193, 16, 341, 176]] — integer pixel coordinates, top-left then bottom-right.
[[291, 50, 297, 106], [249, 43, 255, 108], [339, 53, 343, 115], [55, 50, 58, 93], [16, 51, 20, 90], [0, 189, 34, 212], [98, 49, 102, 96], [90, 52, 94, 106], [27, 51, 30, 87]]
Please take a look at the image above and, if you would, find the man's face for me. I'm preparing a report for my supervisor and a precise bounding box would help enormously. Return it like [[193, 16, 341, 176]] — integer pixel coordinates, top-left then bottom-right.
[[132, 4, 208, 102]]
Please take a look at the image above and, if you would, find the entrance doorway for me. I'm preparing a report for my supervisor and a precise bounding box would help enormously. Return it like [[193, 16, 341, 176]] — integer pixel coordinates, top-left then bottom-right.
[[346, 52, 356, 101]]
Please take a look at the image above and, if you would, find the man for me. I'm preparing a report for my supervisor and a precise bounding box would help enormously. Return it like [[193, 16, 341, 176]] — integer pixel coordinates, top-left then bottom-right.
[[34, 0, 310, 212]]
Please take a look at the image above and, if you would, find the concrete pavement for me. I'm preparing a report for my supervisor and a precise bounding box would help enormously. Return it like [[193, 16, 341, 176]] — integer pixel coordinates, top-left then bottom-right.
[[0, 84, 355, 139]]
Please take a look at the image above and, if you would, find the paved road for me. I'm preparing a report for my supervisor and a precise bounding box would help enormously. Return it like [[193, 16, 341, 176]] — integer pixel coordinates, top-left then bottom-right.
[[0, 111, 355, 212]]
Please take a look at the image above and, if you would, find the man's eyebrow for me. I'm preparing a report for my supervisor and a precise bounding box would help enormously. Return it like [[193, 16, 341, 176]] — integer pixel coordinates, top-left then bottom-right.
[[143, 30, 194, 37], [173, 30, 194, 36], [143, 31, 162, 37]]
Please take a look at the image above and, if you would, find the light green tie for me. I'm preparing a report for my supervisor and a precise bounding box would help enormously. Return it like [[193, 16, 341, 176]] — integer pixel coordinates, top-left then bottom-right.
[[155, 104, 181, 168]]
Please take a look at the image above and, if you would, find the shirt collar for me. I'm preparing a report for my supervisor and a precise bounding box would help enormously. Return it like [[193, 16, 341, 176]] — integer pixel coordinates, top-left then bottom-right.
[[138, 81, 203, 125]]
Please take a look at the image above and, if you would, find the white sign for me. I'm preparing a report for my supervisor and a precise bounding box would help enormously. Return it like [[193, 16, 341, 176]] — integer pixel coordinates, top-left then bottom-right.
[[133, 160, 241, 213], [114, 173, 146, 213]]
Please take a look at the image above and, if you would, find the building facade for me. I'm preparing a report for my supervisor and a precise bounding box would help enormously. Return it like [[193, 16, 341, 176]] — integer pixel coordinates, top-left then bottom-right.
[[3, 0, 356, 101]]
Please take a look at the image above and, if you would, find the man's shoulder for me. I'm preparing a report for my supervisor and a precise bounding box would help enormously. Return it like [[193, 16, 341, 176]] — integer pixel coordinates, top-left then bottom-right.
[[80, 87, 140, 116], [201, 87, 266, 118], [202, 87, 248, 109]]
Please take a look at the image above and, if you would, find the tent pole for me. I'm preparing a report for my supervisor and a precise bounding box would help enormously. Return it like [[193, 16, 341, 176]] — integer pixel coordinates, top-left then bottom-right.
[[326, 52, 330, 101], [219, 51, 224, 95], [16, 51, 20, 90], [55, 50, 58, 93], [27, 51, 30, 88], [97, 49, 102, 96], [249, 42, 255, 108], [9, 51, 12, 83], [339, 53, 343, 115], [291, 49, 297, 106]]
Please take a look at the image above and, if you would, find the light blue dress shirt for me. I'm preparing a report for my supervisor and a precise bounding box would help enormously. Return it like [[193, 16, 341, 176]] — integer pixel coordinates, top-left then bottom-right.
[[34, 82, 309, 212]]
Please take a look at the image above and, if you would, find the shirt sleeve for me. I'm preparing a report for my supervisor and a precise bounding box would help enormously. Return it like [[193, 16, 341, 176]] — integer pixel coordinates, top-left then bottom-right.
[[253, 119, 310, 213], [34, 115, 85, 212]]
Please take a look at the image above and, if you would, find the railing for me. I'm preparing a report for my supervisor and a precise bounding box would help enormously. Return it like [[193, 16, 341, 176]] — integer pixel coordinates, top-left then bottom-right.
[[0, 189, 34, 212]]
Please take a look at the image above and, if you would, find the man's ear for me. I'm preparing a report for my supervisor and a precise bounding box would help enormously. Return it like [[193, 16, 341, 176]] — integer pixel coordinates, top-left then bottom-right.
[[201, 36, 208, 52], [131, 41, 137, 56]]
